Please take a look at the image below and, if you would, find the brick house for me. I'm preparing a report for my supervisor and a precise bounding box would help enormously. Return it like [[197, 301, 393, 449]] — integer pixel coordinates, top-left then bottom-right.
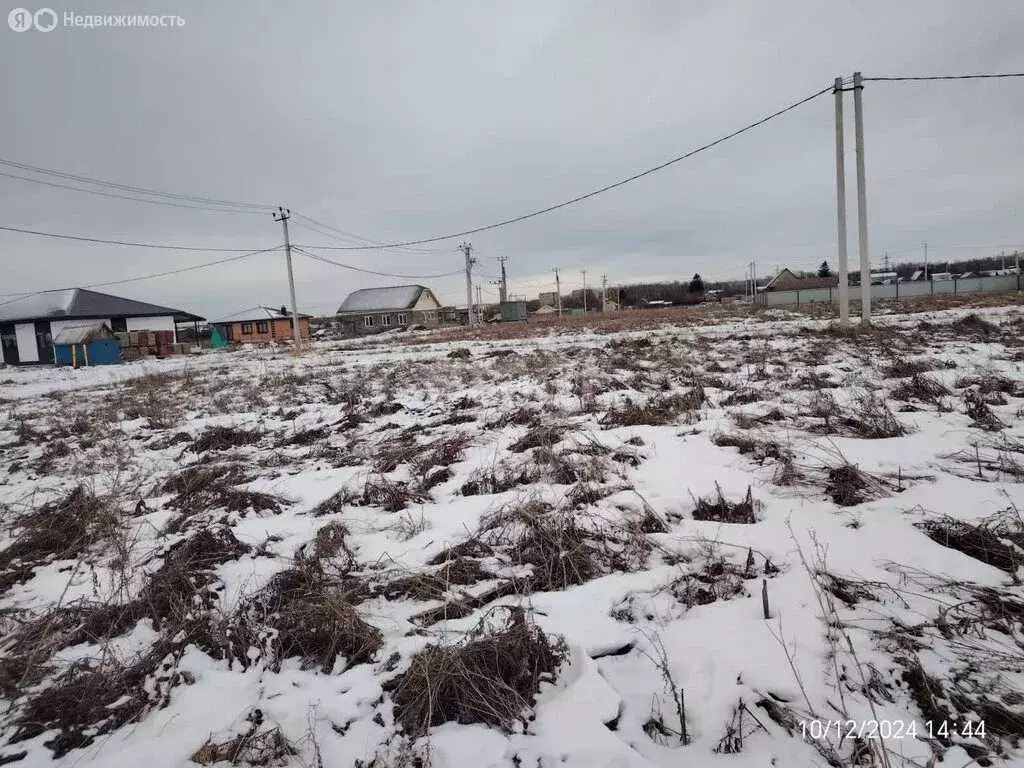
[[212, 306, 311, 344], [336, 285, 442, 336]]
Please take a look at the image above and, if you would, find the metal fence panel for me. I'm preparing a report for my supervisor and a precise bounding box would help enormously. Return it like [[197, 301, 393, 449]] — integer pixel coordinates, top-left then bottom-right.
[[757, 273, 1020, 308]]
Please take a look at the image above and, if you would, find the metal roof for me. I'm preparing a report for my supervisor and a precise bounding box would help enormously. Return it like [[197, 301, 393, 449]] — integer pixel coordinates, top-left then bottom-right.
[[337, 285, 431, 314], [211, 306, 312, 323], [0, 288, 203, 324], [53, 322, 115, 345]]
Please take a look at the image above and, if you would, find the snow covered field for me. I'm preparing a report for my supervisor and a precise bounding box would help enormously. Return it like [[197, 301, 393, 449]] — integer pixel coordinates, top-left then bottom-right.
[[2, 304, 1024, 768]]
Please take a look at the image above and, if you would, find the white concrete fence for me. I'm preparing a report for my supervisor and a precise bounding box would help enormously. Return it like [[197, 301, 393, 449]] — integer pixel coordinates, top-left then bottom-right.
[[756, 273, 1022, 307]]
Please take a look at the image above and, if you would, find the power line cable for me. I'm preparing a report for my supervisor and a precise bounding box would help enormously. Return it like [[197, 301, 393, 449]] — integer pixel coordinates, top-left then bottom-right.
[[0, 170, 268, 215], [293, 246, 463, 279], [0, 224, 275, 251], [0, 157, 272, 211], [289, 85, 834, 250], [0, 248, 280, 304], [863, 73, 1024, 82], [290, 212, 450, 255]]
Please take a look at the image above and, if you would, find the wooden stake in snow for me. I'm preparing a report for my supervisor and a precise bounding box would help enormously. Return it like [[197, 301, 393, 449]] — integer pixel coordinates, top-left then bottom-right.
[[762, 579, 770, 619]]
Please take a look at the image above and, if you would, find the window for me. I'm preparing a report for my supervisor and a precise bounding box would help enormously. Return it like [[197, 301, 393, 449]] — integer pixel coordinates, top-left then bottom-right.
[[397, 313, 407, 325], [423, 311, 435, 322], [256, 321, 269, 334], [381, 315, 392, 326], [241, 322, 254, 335], [364, 316, 374, 328]]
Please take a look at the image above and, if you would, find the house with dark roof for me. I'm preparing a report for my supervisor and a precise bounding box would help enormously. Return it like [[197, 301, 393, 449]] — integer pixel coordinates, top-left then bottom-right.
[[210, 306, 312, 344], [0, 288, 203, 366], [761, 269, 840, 293], [336, 285, 442, 336]]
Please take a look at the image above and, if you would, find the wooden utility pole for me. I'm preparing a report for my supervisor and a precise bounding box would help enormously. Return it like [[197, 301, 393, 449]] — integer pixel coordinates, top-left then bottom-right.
[[273, 207, 302, 353], [552, 268, 563, 316], [460, 242, 475, 326], [581, 269, 588, 312], [601, 273, 607, 312]]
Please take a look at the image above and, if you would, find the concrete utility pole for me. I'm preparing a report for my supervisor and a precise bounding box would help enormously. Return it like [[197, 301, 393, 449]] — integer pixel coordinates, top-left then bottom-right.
[[460, 242, 475, 326], [476, 285, 483, 319], [552, 268, 563, 316], [497, 256, 509, 304], [924, 242, 929, 280], [601, 273, 608, 312], [853, 71, 871, 323], [273, 207, 302, 353], [751, 261, 757, 305], [581, 269, 588, 312]]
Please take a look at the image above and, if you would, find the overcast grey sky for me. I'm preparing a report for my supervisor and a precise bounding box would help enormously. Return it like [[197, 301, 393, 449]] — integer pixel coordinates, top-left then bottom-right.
[[1, 0, 1022, 319]]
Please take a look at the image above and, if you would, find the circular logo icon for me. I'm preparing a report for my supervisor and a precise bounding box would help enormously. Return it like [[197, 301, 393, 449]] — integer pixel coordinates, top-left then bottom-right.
[[34, 7, 57, 31], [8, 7, 32, 31]]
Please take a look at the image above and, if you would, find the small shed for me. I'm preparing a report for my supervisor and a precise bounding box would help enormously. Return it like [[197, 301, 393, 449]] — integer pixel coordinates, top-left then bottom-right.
[[499, 301, 528, 322], [53, 324, 121, 367]]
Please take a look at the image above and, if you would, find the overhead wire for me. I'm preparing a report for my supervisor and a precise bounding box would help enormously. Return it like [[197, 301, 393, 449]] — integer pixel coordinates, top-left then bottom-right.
[[0, 170, 268, 215], [0, 247, 281, 306], [0, 224, 275, 251], [282, 84, 834, 250], [0, 157, 273, 211], [289, 212, 451, 255], [293, 246, 463, 279], [863, 73, 1024, 82]]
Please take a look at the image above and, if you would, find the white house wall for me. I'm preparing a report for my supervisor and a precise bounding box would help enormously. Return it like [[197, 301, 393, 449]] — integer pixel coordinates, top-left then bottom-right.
[[413, 291, 441, 310], [15, 323, 39, 363]]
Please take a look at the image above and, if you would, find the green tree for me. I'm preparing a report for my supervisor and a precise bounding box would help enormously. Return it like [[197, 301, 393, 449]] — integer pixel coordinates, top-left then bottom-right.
[[688, 273, 705, 293], [818, 261, 832, 278]]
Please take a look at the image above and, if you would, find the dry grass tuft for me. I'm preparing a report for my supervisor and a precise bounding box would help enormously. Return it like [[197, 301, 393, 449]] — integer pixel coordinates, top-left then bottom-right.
[[825, 464, 874, 507], [881, 358, 940, 378], [381, 558, 490, 602], [601, 389, 704, 428], [164, 466, 286, 532], [9, 641, 191, 758], [246, 560, 380, 671], [374, 434, 422, 473], [951, 312, 999, 338], [460, 458, 539, 497], [312, 520, 354, 564], [964, 390, 1007, 431], [509, 425, 567, 453], [691, 484, 757, 524], [191, 723, 296, 766], [891, 373, 950, 405], [189, 426, 261, 453], [918, 516, 1023, 574], [391, 607, 566, 739], [0, 487, 123, 593], [362, 475, 428, 512]]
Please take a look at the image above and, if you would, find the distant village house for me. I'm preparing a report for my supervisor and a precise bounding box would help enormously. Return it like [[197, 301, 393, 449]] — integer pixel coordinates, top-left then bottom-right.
[[0, 288, 202, 366], [336, 285, 442, 336], [761, 269, 839, 293], [211, 306, 312, 344]]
